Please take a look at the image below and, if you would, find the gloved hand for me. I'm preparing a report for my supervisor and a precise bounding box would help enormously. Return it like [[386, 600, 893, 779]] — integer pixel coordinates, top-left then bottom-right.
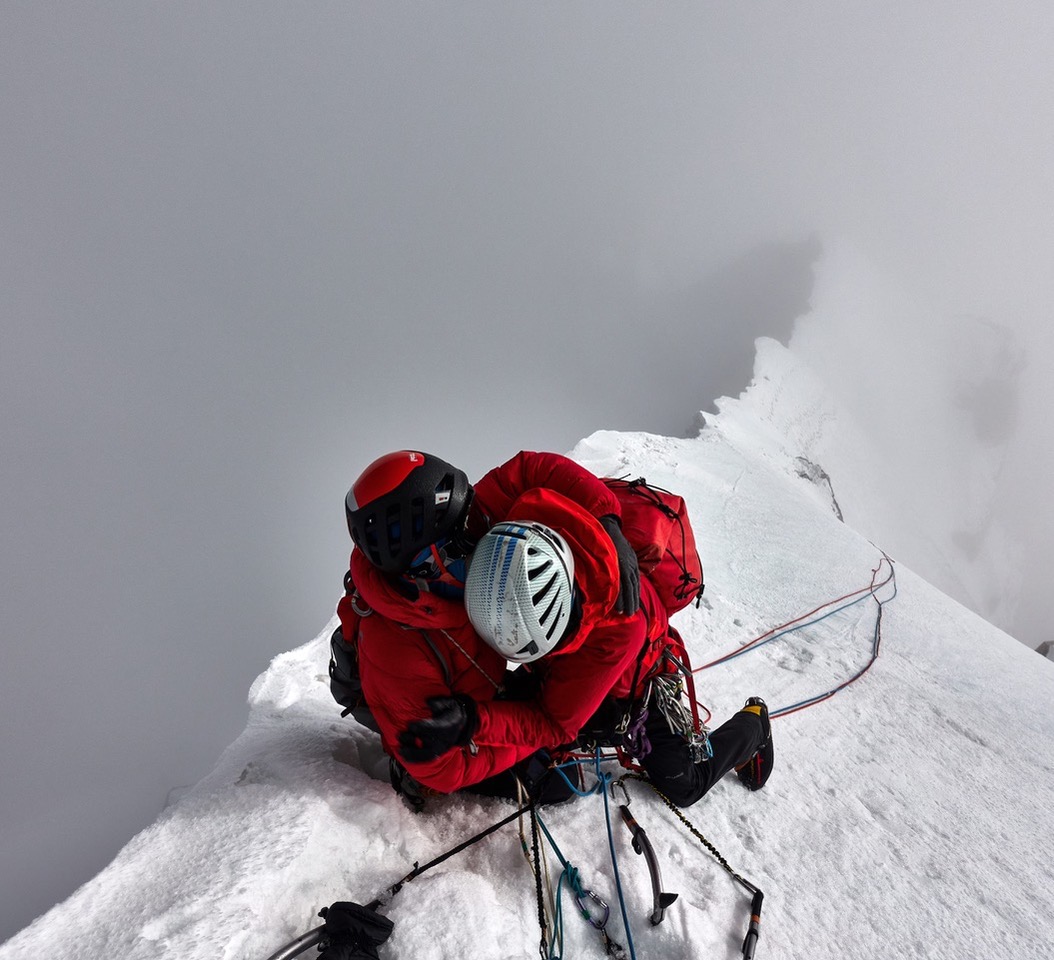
[[599, 514, 641, 615], [318, 902, 394, 960], [398, 696, 479, 763]]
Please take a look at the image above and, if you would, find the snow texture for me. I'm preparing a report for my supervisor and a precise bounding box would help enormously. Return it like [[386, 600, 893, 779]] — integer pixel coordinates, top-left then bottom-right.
[[4, 274, 1053, 959]]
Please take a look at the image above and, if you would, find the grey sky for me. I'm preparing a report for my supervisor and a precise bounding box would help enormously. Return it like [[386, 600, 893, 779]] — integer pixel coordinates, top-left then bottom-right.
[[3, 2, 1053, 940]]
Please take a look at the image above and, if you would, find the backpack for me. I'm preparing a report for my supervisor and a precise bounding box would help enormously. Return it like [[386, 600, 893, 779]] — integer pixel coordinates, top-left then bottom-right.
[[602, 477, 705, 615], [329, 571, 381, 732]]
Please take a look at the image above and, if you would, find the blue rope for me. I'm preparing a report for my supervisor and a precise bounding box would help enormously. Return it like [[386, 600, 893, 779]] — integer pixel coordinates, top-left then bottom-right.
[[770, 563, 898, 718], [701, 559, 898, 673], [537, 812, 613, 959], [596, 748, 637, 960], [699, 557, 898, 719], [552, 757, 607, 797], [710, 591, 875, 666]]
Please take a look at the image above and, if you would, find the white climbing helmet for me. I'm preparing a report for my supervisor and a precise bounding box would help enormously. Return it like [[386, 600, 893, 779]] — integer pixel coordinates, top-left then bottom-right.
[[465, 521, 576, 663]]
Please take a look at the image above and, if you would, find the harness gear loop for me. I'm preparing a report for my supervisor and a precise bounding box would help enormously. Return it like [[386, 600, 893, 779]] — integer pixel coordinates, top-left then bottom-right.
[[652, 674, 712, 762]]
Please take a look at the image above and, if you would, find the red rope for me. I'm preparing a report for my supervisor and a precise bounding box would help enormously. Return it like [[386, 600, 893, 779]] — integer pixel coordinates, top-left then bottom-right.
[[690, 554, 896, 720], [693, 562, 895, 673]]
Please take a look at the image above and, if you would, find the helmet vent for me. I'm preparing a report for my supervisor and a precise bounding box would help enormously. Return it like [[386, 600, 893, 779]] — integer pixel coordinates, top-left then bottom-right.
[[540, 591, 563, 639], [527, 558, 552, 581], [532, 570, 558, 606], [410, 498, 425, 538], [384, 504, 402, 550]]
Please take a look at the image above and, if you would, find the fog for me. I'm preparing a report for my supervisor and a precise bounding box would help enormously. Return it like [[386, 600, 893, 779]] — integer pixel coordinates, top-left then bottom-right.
[[3, 2, 1053, 941]]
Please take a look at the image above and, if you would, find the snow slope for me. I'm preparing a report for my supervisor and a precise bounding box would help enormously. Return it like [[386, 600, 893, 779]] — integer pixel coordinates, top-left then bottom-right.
[[4, 338, 1053, 960]]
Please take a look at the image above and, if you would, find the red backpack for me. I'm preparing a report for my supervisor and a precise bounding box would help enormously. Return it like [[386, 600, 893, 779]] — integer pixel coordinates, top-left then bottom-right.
[[603, 477, 705, 615]]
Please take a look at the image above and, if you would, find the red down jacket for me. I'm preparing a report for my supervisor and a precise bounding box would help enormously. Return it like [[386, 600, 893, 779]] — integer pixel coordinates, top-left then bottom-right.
[[341, 451, 670, 793]]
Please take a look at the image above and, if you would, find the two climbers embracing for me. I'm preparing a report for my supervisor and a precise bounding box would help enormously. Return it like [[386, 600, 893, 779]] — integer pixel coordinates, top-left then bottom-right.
[[329, 449, 773, 809]]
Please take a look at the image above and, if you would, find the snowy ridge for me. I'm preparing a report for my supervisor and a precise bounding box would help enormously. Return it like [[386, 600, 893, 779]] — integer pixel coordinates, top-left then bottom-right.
[[4, 318, 1053, 958], [762, 244, 1024, 632]]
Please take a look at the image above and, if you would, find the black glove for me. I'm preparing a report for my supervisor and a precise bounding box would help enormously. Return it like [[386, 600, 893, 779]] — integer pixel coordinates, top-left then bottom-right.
[[398, 696, 479, 764], [600, 514, 641, 615], [318, 902, 394, 960]]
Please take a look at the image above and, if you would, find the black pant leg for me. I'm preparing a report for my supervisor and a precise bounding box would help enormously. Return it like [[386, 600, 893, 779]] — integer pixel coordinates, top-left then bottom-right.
[[640, 708, 764, 808]]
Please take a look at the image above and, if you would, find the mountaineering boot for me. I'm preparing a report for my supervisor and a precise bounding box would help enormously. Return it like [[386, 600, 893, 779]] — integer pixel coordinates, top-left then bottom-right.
[[735, 697, 773, 791]]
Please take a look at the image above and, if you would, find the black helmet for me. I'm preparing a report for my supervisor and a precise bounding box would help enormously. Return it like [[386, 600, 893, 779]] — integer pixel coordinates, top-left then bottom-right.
[[345, 450, 472, 574]]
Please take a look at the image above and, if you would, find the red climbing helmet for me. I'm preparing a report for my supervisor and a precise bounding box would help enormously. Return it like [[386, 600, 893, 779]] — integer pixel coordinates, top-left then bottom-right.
[[345, 451, 472, 574]]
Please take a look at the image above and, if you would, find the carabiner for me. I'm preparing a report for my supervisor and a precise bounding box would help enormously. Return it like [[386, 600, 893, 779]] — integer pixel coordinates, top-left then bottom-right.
[[575, 888, 611, 930], [611, 778, 632, 808], [350, 592, 373, 618]]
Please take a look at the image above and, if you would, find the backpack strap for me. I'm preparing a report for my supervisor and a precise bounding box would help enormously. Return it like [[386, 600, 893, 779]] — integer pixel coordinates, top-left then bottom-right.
[[417, 630, 453, 687]]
